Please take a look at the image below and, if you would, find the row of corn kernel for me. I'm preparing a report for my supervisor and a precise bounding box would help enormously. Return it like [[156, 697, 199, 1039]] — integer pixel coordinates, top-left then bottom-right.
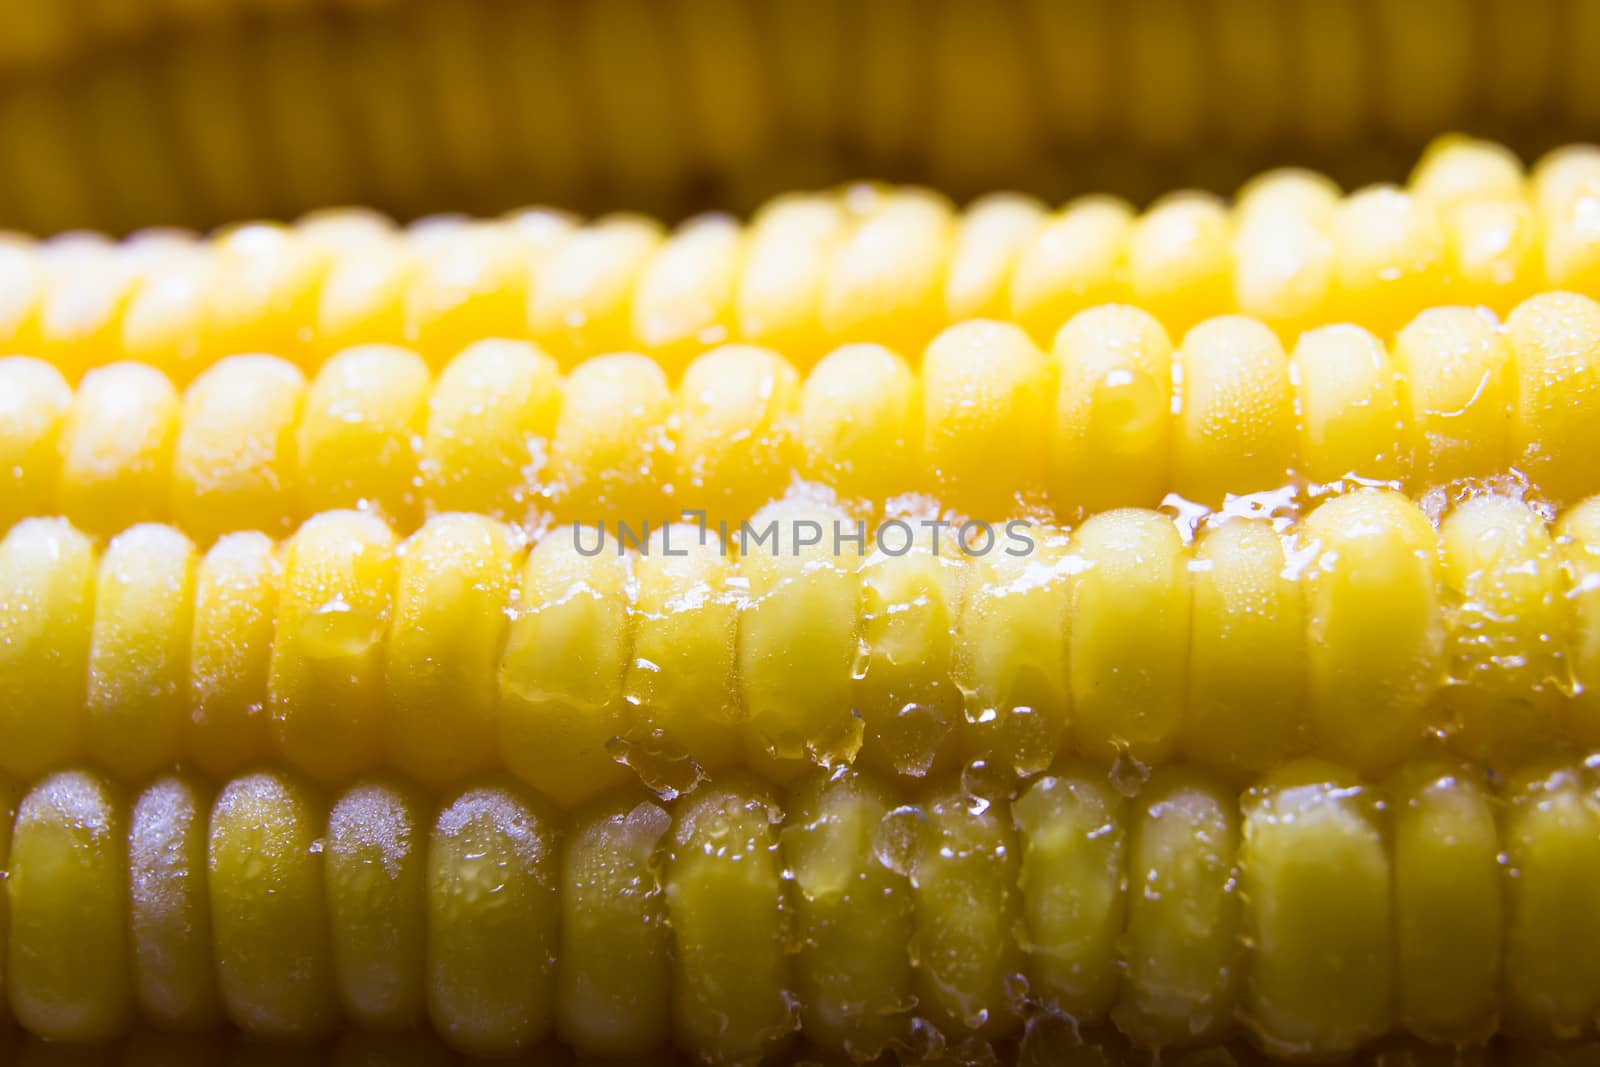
[[7, 135, 1600, 379], [3, 0, 1598, 231], [6, 291, 1600, 544], [3, 485, 1599, 796], [7, 758, 1600, 1059]]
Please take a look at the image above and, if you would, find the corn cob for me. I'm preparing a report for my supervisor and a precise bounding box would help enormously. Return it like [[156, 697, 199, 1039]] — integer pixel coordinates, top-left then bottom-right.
[[5, 291, 1599, 542], [0, 0, 1595, 233], [5, 758, 1600, 1060], [0, 485, 1596, 795], [2, 137, 1599, 378]]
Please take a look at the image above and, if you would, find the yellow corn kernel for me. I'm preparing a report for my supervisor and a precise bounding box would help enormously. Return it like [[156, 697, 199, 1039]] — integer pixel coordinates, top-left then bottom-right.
[[735, 194, 846, 362], [910, 789, 1024, 1039], [203, 225, 329, 368], [386, 514, 517, 788], [782, 768, 913, 1059], [1558, 497, 1600, 747], [1009, 196, 1133, 344], [1115, 768, 1240, 1047], [558, 795, 673, 1058], [921, 320, 1050, 518], [1443, 196, 1541, 314], [1538, 179, 1600, 293], [1127, 193, 1232, 336], [428, 779, 559, 1056], [86, 524, 196, 781], [548, 353, 674, 524], [1230, 177, 1338, 340], [1183, 518, 1307, 781], [1532, 145, 1600, 220], [297, 344, 431, 528], [1048, 304, 1173, 516], [402, 225, 537, 366], [498, 536, 632, 808], [666, 781, 794, 1063], [955, 525, 1072, 776], [855, 534, 963, 778], [0, 357, 70, 529], [1014, 768, 1124, 1025], [675, 345, 800, 522], [172, 355, 306, 544], [1501, 762, 1600, 1038], [0, 241, 42, 347], [129, 775, 220, 1031], [208, 771, 337, 1039], [1332, 187, 1448, 336], [1301, 490, 1443, 774], [1439, 495, 1566, 764], [0, 519, 95, 778], [59, 362, 180, 538], [269, 511, 397, 784], [625, 524, 741, 777], [1239, 762, 1393, 1058], [820, 190, 954, 355], [1069, 509, 1190, 764], [528, 216, 663, 365], [1290, 324, 1403, 486], [796, 343, 918, 505], [7, 772, 130, 1043], [1392, 307, 1514, 489], [1173, 315, 1297, 504], [325, 777, 427, 1030], [944, 193, 1046, 322], [738, 501, 861, 777], [1410, 135, 1525, 209], [121, 250, 213, 381], [1389, 761, 1501, 1043], [420, 339, 562, 521], [33, 249, 141, 383], [630, 214, 742, 370], [1506, 292, 1600, 507], [186, 533, 280, 779], [315, 237, 416, 355]]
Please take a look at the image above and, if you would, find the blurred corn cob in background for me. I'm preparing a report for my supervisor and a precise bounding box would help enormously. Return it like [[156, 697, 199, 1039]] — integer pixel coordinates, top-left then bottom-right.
[[2, 0, 1600, 233]]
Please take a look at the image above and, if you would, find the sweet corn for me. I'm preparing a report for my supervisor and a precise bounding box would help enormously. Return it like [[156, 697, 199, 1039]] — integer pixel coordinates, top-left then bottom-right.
[[8, 485, 1600, 789], [7, 137, 1600, 378], [10, 290, 1600, 543], [4, 759, 1600, 1058]]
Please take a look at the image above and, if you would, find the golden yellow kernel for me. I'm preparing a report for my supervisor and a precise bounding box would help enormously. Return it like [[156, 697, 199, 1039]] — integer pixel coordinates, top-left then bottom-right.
[[1009, 196, 1133, 343], [59, 362, 180, 538], [1392, 306, 1513, 489], [7, 772, 131, 1043], [420, 339, 562, 521], [944, 193, 1047, 322], [630, 214, 743, 372], [315, 237, 417, 355], [1558, 497, 1600, 748], [402, 225, 534, 367], [675, 345, 800, 522], [498, 536, 633, 808], [1443, 196, 1542, 314], [1505, 292, 1600, 507], [86, 524, 196, 781], [796, 343, 918, 504], [548, 353, 675, 525], [186, 532, 280, 779], [1127, 193, 1232, 336], [735, 194, 847, 364], [208, 771, 339, 1040], [1290, 324, 1403, 486], [428, 779, 559, 1056], [386, 514, 518, 787], [921, 320, 1051, 518], [269, 510, 397, 784], [173, 354, 307, 544], [297, 344, 431, 528], [1332, 187, 1448, 336], [204, 225, 331, 370], [1069, 509, 1189, 764], [0, 519, 96, 778], [1048, 304, 1173, 516], [1173, 316, 1297, 504], [528, 215, 664, 365], [820, 189, 954, 355], [0, 357, 70, 530], [1409, 135, 1525, 209]]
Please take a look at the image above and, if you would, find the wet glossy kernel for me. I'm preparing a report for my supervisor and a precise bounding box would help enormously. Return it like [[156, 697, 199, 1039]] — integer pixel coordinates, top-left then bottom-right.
[[59, 362, 180, 538], [129, 775, 220, 1031], [1173, 315, 1297, 505], [186, 533, 280, 779], [0, 357, 71, 529]]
